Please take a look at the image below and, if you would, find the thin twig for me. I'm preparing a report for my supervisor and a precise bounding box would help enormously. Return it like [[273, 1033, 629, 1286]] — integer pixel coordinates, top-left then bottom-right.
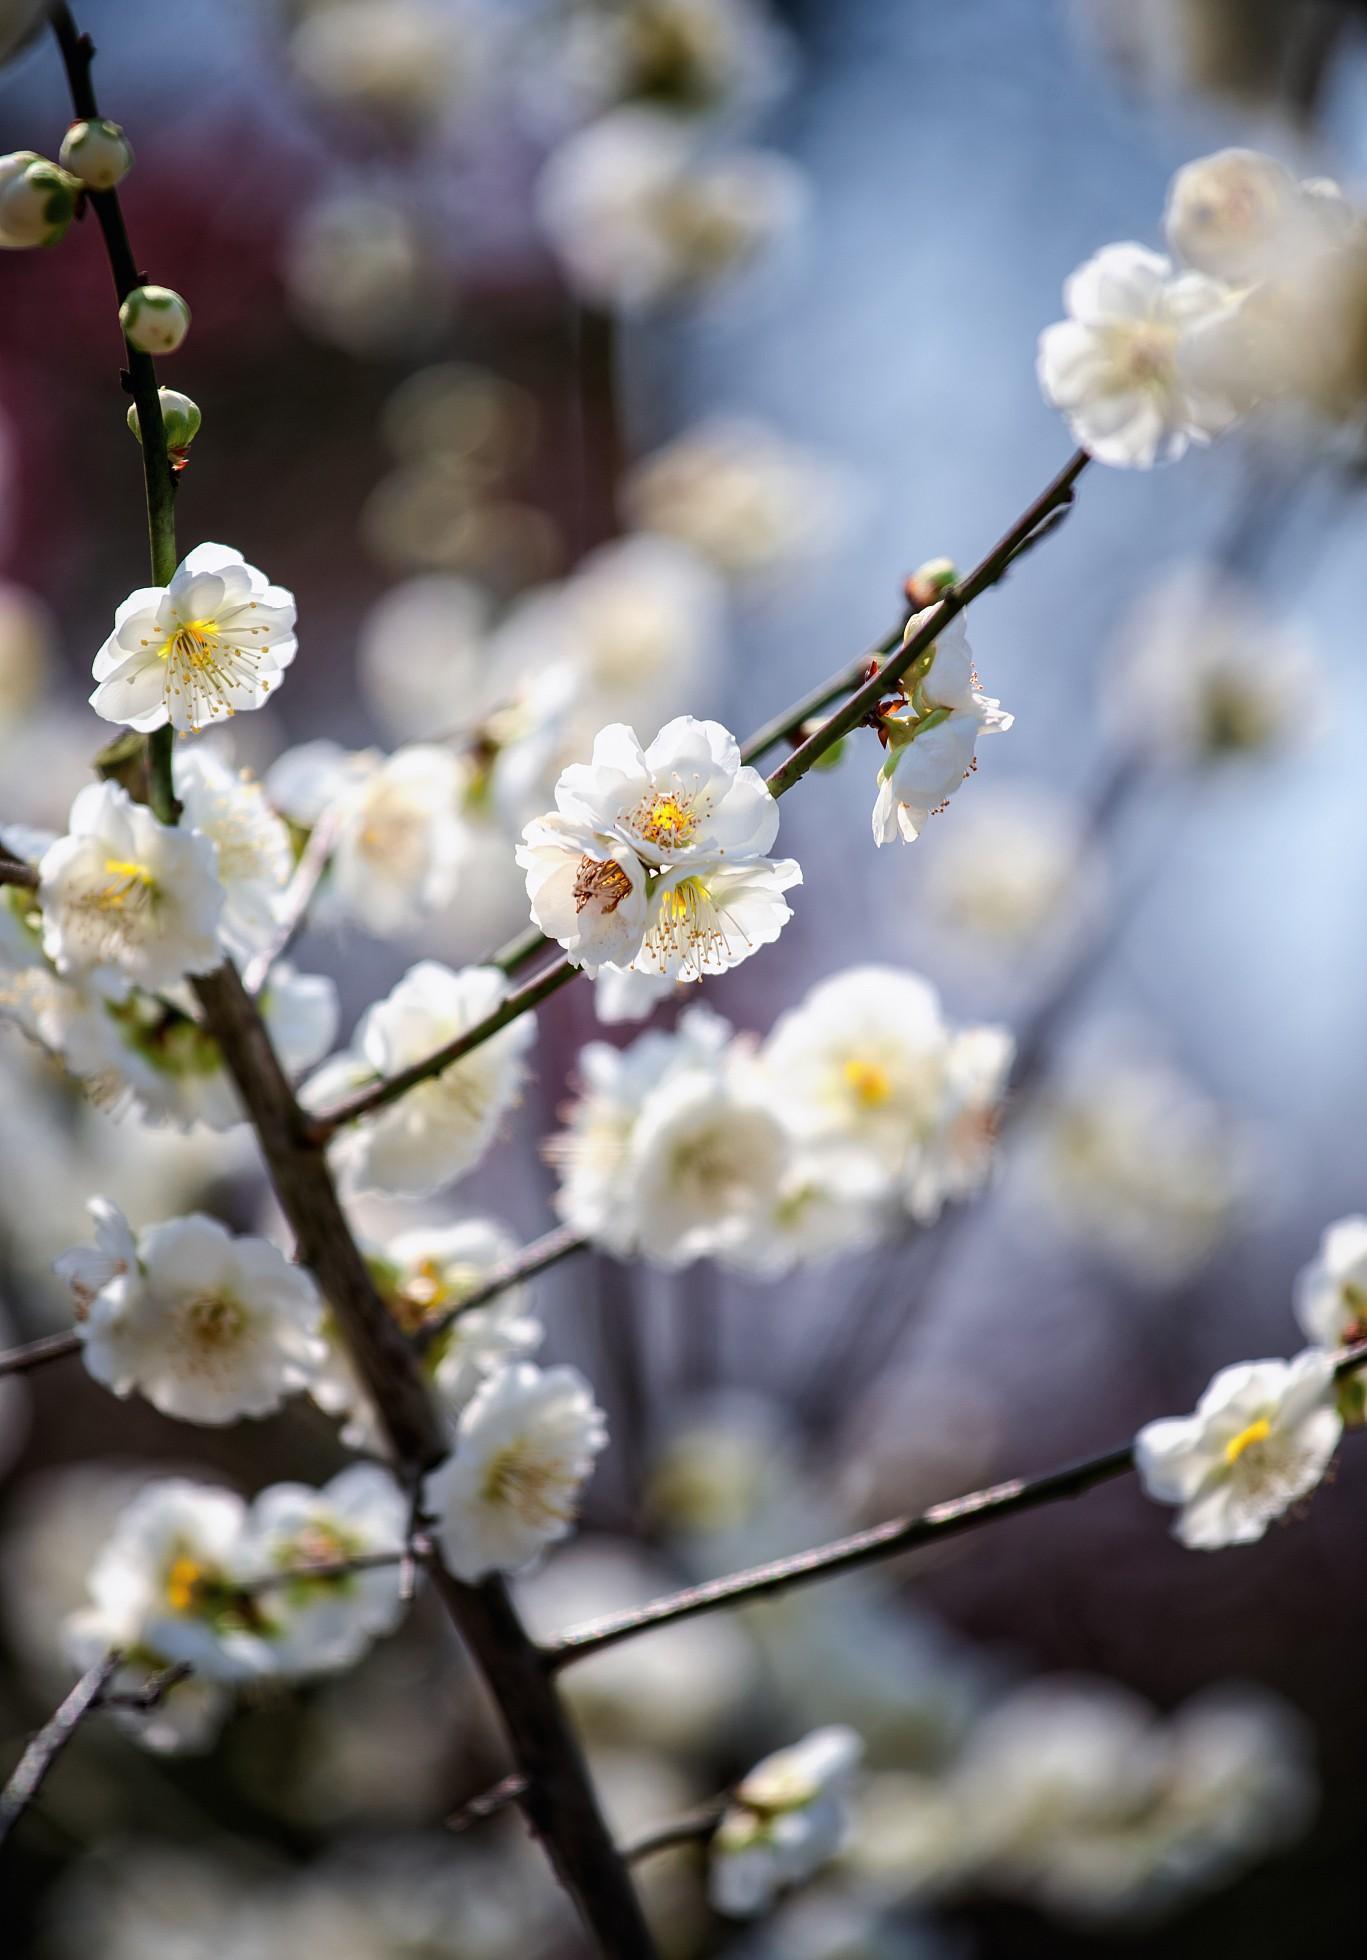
[[0, 1650, 121, 1854], [0, 1328, 83, 1378], [447, 1770, 528, 1833], [239, 1547, 414, 1598], [546, 1339, 1367, 1668], [621, 1796, 727, 1864], [101, 1660, 192, 1710], [243, 804, 342, 996], [414, 1225, 587, 1356], [764, 449, 1089, 797], [310, 955, 580, 1140], [310, 451, 1090, 1139], [0, 857, 38, 891]]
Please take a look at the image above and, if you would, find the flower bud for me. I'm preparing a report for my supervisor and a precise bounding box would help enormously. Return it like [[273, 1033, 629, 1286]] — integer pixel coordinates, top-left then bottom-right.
[[0, 150, 79, 250], [904, 557, 958, 610], [59, 117, 135, 191], [127, 388, 202, 467], [119, 284, 191, 355]]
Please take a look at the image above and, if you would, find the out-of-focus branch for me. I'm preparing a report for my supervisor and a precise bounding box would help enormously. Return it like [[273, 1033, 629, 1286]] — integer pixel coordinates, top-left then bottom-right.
[[309, 451, 1091, 1139], [546, 1339, 1367, 1668], [0, 1650, 120, 1854], [242, 803, 342, 996], [0, 1328, 83, 1378], [0, 857, 38, 891], [414, 1224, 587, 1356], [621, 1796, 727, 1864]]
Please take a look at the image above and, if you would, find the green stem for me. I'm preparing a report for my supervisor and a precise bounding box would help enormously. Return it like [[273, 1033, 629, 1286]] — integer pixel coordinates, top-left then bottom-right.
[[52, 4, 180, 824]]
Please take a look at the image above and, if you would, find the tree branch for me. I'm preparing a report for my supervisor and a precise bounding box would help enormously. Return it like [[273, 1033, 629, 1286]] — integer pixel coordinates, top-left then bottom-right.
[[52, 13, 660, 1950], [763, 449, 1089, 797], [308, 450, 1090, 1139], [545, 1338, 1367, 1668], [0, 1328, 83, 1378], [0, 1650, 121, 1854], [621, 1796, 727, 1865]]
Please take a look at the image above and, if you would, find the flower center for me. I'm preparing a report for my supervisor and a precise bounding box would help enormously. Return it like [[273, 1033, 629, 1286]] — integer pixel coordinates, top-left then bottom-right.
[[182, 1293, 246, 1349], [164, 1553, 209, 1614], [635, 792, 697, 849], [842, 1055, 893, 1107], [573, 855, 634, 915], [1224, 1416, 1272, 1466], [481, 1444, 573, 1529], [98, 857, 155, 909], [1116, 321, 1176, 386]]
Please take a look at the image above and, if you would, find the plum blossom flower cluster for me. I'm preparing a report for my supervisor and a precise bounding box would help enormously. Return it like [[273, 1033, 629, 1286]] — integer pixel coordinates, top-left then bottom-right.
[[549, 965, 1014, 1273], [1038, 146, 1365, 466], [519, 714, 801, 985], [853, 1676, 1315, 1924], [62, 1467, 409, 1754]]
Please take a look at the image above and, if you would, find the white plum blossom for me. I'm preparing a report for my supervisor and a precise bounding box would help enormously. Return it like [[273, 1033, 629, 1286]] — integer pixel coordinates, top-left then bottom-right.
[[1022, 1044, 1248, 1283], [516, 816, 650, 973], [311, 1216, 543, 1450], [620, 416, 853, 582], [287, 0, 481, 138], [52, 1195, 138, 1317], [173, 746, 292, 959], [357, 574, 496, 741], [1108, 566, 1320, 764], [1037, 243, 1240, 466], [329, 744, 472, 936], [73, 1212, 326, 1425], [90, 543, 297, 733], [871, 612, 1011, 845], [38, 781, 224, 994], [709, 1726, 863, 1918], [304, 962, 533, 1198], [489, 535, 725, 736], [533, 0, 794, 127], [1294, 1216, 1367, 1349], [919, 783, 1107, 965], [758, 966, 1012, 1225], [535, 105, 803, 313], [241, 1463, 408, 1674], [1135, 1351, 1342, 1549], [423, 1362, 608, 1581], [592, 963, 677, 1025], [63, 1477, 276, 1681], [524, 714, 800, 981], [1163, 148, 1334, 286]]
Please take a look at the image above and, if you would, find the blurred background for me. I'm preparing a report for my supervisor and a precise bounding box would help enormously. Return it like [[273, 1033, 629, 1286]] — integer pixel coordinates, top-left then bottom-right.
[[2, 0, 1367, 1953]]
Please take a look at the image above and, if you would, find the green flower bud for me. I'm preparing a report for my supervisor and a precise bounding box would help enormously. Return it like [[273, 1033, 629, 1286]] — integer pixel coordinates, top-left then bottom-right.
[[127, 387, 203, 456], [59, 117, 135, 191], [0, 150, 79, 250], [119, 284, 191, 356]]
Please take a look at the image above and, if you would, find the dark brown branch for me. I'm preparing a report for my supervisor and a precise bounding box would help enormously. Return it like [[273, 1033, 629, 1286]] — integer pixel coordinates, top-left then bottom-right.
[[764, 449, 1089, 796], [447, 1770, 528, 1833], [0, 857, 38, 891], [0, 1650, 121, 1854], [547, 1338, 1367, 1668], [622, 1797, 727, 1865], [0, 1328, 83, 1377]]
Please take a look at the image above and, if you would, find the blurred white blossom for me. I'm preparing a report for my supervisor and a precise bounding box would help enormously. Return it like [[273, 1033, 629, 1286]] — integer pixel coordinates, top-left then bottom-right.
[[306, 961, 533, 1197], [710, 1726, 863, 1918], [1037, 242, 1240, 465], [536, 105, 804, 311], [173, 746, 292, 959], [242, 1463, 408, 1674], [1294, 1214, 1367, 1348], [424, 1361, 608, 1580]]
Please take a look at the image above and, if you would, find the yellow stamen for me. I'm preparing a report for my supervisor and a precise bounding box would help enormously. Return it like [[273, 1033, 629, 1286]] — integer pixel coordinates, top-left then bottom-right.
[[1224, 1416, 1272, 1466], [102, 857, 152, 885], [843, 1056, 893, 1107], [160, 619, 220, 666], [165, 1555, 206, 1614]]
